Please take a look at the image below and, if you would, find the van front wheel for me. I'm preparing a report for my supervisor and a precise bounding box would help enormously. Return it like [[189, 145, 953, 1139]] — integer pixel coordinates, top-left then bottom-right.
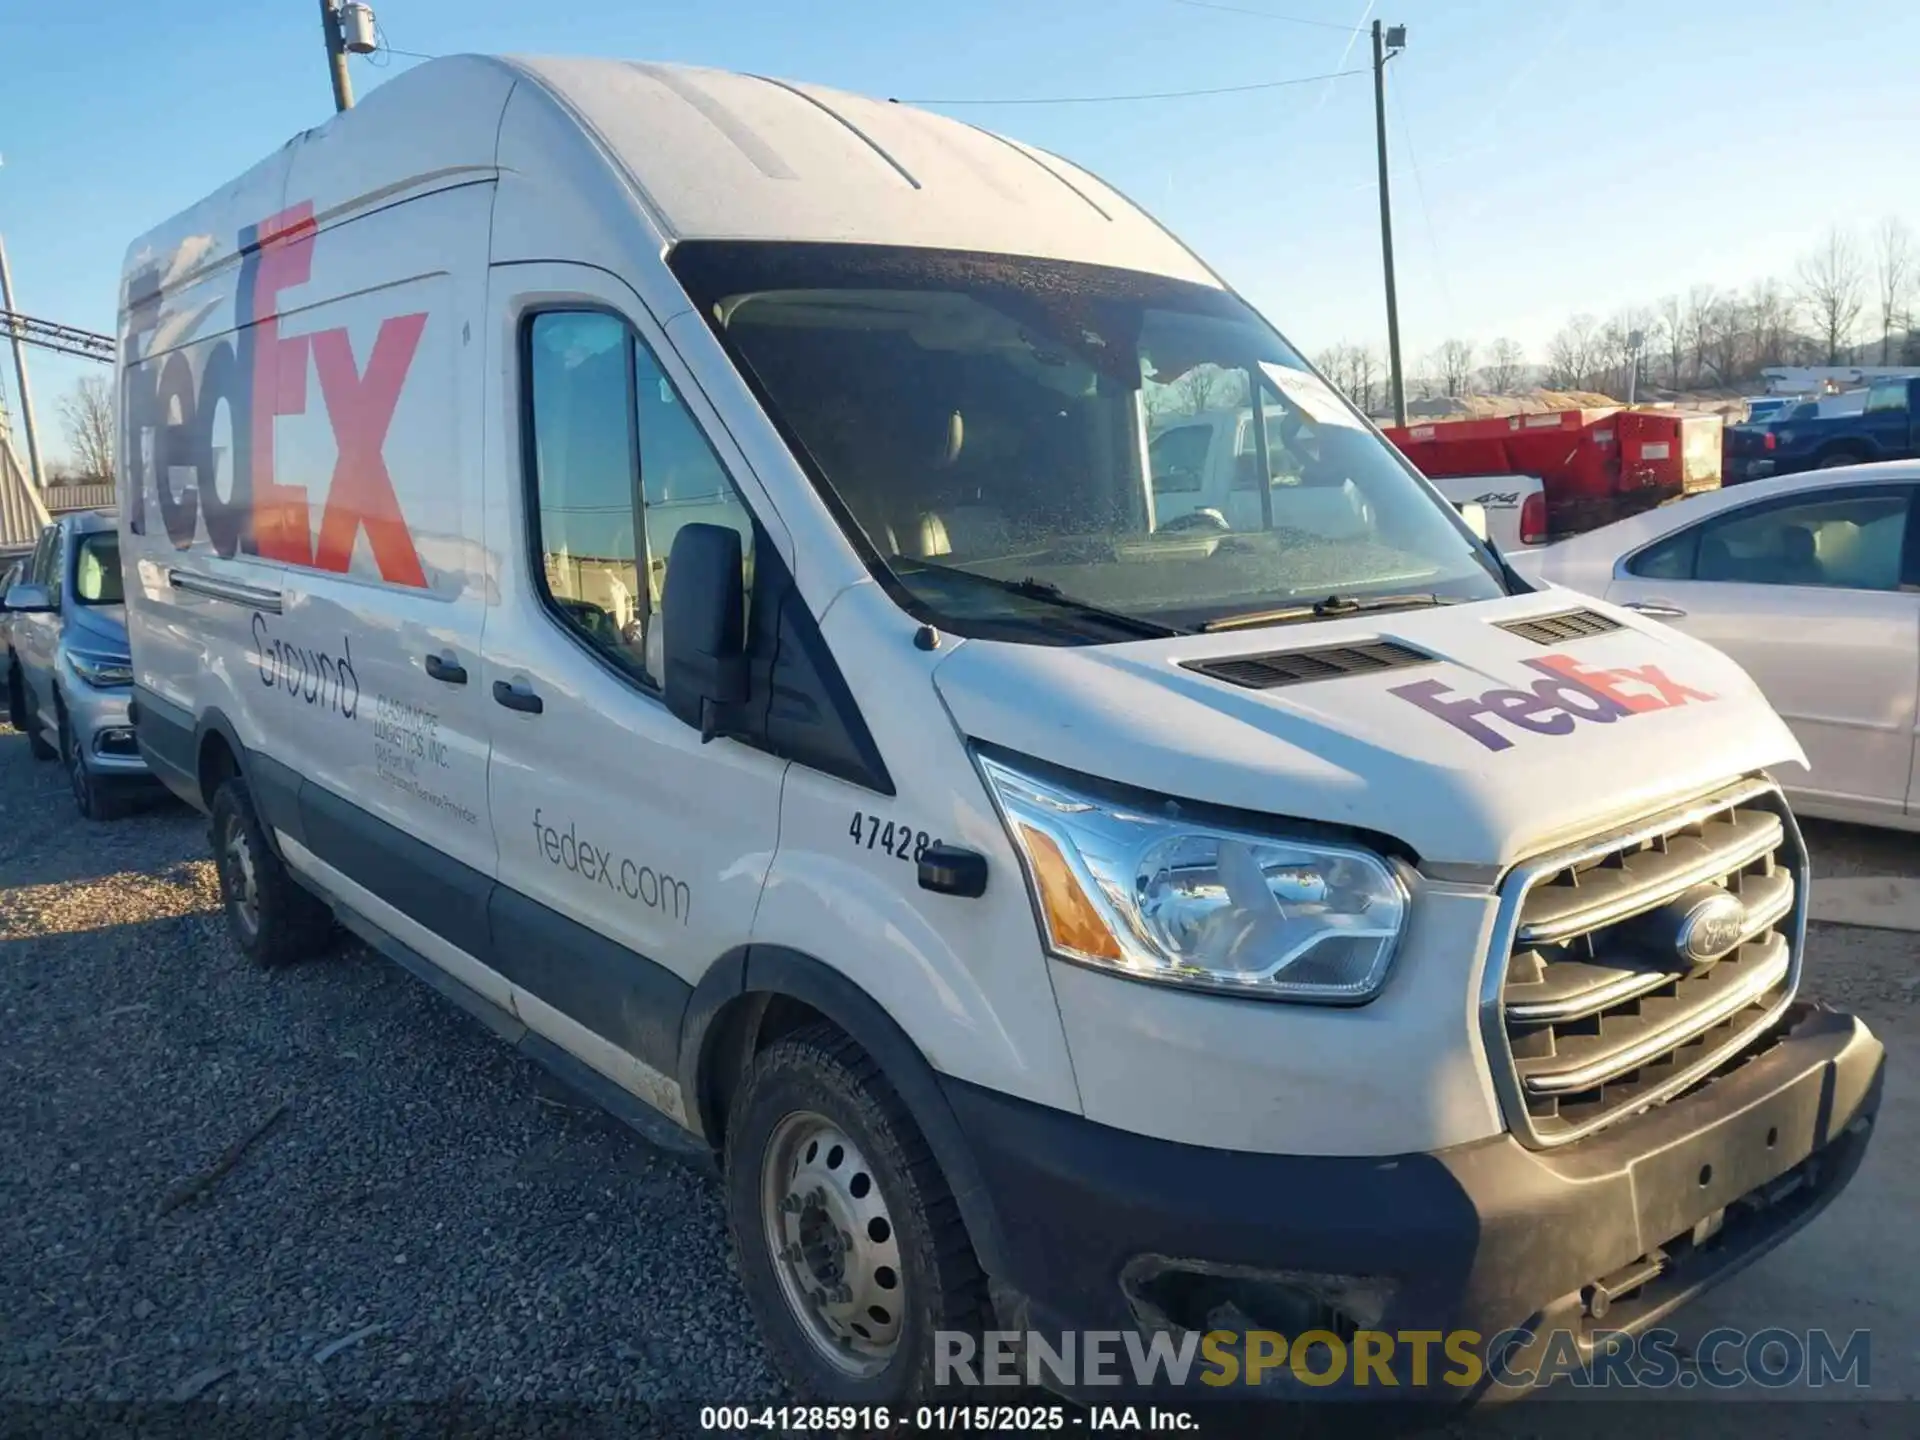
[[726, 1023, 991, 1405], [209, 778, 334, 967]]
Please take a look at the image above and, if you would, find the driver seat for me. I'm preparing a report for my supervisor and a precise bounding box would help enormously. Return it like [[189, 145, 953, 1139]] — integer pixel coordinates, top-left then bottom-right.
[[888, 409, 1009, 559]]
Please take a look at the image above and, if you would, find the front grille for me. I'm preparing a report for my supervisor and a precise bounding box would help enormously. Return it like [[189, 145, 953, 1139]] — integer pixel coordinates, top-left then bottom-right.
[[1484, 778, 1804, 1147], [1183, 640, 1433, 690]]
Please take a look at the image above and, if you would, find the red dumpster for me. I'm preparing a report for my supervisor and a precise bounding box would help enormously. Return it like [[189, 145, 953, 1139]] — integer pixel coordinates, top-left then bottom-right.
[[1382, 406, 1720, 538]]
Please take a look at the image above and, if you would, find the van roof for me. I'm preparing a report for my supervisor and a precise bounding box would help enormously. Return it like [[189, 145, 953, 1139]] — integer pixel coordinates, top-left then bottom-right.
[[123, 55, 1220, 307]]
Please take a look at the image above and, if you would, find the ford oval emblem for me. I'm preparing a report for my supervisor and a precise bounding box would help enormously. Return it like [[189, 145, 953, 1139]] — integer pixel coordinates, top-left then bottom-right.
[[1676, 891, 1749, 966]]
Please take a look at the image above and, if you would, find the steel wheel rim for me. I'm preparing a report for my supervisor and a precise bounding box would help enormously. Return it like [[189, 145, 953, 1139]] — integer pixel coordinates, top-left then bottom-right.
[[224, 817, 261, 940], [760, 1110, 905, 1377]]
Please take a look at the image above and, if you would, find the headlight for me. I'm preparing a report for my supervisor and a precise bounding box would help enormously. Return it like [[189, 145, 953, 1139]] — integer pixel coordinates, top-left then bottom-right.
[[69, 650, 133, 688], [980, 754, 1408, 1003]]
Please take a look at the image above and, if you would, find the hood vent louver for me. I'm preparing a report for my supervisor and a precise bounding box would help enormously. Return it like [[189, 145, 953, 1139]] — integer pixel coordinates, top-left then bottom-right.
[[1496, 608, 1622, 645], [1182, 639, 1434, 690]]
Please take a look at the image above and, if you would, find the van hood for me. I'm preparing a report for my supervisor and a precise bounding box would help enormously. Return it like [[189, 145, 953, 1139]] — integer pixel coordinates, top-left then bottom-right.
[[931, 595, 1804, 870]]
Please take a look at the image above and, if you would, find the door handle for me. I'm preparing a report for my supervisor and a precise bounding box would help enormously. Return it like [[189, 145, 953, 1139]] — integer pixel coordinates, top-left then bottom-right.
[[492, 678, 544, 714], [1623, 600, 1688, 620], [424, 652, 468, 685]]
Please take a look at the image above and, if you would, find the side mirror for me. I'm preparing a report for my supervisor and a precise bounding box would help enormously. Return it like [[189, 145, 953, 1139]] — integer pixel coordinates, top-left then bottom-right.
[[660, 523, 747, 742], [1456, 502, 1490, 542], [3, 582, 52, 614]]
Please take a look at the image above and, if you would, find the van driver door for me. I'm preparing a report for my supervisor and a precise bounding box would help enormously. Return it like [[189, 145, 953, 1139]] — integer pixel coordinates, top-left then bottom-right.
[[477, 261, 791, 1117]]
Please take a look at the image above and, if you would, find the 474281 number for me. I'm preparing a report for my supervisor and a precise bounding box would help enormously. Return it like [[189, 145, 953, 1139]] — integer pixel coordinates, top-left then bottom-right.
[[848, 811, 938, 863]]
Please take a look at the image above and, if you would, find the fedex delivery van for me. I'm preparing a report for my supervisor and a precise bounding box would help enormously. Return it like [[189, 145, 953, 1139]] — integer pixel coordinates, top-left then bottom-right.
[[117, 56, 1882, 1405]]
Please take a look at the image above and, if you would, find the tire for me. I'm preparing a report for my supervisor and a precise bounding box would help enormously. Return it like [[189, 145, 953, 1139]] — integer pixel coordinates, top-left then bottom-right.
[[209, 776, 334, 966], [5, 659, 28, 733], [725, 1023, 991, 1405], [23, 686, 57, 760], [62, 710, 122, 822], [12, 662, 57, 759], [1817, 449, 1866, 470]]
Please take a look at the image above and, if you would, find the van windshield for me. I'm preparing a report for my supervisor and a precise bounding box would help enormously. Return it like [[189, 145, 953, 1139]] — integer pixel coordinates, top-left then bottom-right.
[[673, 242, 1507, 641]]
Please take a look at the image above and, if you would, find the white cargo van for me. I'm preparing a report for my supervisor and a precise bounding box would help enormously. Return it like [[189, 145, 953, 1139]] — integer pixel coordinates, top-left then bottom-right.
[[119, 57, 1882, 1406]]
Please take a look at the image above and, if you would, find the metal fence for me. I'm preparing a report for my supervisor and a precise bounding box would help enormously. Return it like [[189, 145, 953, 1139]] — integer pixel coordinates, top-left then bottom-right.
[[43, 479, 115, 515], [0, 431, 50, 550]]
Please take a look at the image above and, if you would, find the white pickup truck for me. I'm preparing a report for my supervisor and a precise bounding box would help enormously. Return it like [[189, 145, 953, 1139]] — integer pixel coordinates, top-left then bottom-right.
[[1149, 407, 1547, 552]]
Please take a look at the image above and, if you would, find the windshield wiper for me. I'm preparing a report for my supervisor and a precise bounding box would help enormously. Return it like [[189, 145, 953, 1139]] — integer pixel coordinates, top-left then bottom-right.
[[902, 559, 1186, 637], [1199, 592, 1452, 633]]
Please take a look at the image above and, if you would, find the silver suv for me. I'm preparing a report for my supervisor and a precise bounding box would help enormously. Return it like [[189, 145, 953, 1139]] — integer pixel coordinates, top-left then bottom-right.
[[4, 511, 148, 819]]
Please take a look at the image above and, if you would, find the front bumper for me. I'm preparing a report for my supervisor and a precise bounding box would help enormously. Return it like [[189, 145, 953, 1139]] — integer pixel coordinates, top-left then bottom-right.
[[61, 677, 147, 777], [947, 1002, 1881, 1404]]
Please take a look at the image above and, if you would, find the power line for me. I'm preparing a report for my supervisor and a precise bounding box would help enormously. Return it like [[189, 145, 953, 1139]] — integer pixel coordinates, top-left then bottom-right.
[[1388, 60, 1455, 332], [1170, 0, 1366, 32], [898, 65, 1368, 107]]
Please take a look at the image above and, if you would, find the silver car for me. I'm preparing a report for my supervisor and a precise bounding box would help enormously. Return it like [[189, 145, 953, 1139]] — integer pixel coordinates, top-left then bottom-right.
[[4, 511, 149, 819]]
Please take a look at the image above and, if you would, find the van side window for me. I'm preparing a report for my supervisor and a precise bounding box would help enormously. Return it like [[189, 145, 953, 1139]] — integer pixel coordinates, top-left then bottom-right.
[[633, 343, 756, 684], [525, 311, 649, 679], [524, 310, 757, 688]]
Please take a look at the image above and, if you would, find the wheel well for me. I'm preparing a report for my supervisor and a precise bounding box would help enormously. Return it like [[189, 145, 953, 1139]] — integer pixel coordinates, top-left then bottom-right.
[[698, 992, 837, 1147], [684, 952, 1011, 1282], [197, 730, 241, 810]]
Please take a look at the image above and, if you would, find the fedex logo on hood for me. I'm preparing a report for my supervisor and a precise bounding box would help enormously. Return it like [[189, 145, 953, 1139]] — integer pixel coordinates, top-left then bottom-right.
[[1390, 654, 1715, 752]]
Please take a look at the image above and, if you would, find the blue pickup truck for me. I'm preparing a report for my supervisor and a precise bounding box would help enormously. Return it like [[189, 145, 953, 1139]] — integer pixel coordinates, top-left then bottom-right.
[[1724, 374, 1920, 482]]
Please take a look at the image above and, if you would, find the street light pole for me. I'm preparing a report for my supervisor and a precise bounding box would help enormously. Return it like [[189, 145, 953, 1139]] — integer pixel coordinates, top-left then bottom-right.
[[319, 0, 355, 113], [1373, 20, 1407, 426]]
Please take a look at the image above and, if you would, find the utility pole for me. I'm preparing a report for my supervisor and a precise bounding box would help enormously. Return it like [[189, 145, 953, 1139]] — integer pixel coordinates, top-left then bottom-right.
[[1372, 21, 1408, 427], [317, 0, 385, 113], [319, 0, 354, 112], [0, 233, 46, 491]]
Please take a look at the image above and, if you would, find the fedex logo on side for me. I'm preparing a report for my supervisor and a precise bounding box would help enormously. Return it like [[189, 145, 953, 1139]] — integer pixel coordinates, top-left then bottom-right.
[[1390, 654, 1715, 752], [124, 203, 429, 588]]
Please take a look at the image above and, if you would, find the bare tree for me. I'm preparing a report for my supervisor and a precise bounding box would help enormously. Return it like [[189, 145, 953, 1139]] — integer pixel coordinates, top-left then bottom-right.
[[1657, 294, 1685, 387], [1482, 337, 1526, 393], [1547, 314, 1601, 390], [1431, 339, 1476, 398], [1746, 278, 1791, 371], [1350, 345, 1381, 414], [1174, 365, 1224, 416], [59, 375, 115, 483], [1703, 293, 1746, 383], [1596, 308, 1654, 399], [1876, 217, 1913, 365], [1313, 343, 1354, 401], [1682, 285, 1719, 387], [1797, 227, 1866, 366]]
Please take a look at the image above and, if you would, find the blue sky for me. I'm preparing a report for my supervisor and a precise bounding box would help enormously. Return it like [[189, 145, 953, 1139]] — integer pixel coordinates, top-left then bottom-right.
[[3, 0, 1917, 464]]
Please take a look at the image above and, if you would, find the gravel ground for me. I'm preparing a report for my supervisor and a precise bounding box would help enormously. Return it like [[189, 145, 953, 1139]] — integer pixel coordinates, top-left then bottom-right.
[[1, 721, 1914, 1436], [1796, 817, 1920, 1022], [0, 724, 775, 1431]]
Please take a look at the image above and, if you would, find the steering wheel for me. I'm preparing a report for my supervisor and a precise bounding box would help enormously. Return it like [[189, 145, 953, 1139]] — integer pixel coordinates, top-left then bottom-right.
[[1161, 507, 1231, 534]]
